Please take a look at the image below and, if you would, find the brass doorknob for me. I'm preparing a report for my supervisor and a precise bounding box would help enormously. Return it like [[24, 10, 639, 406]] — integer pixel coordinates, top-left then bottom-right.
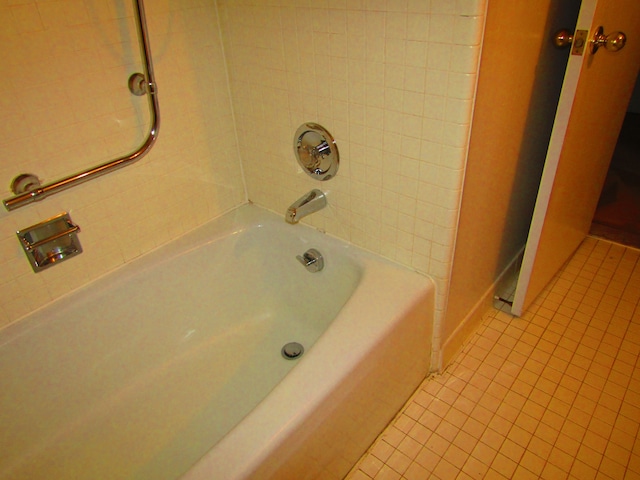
[[553, 29, 574, 48], [591, 26, 627, 54]]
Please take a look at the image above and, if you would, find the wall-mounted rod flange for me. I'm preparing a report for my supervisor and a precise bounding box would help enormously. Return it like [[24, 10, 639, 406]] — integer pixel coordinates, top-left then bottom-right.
[[10, 174, 41, 195], [128, 72, 148, 96]]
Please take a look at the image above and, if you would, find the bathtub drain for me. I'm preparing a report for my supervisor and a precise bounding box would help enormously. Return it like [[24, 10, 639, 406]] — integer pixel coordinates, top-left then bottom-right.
[[281, 342, 304, 360]]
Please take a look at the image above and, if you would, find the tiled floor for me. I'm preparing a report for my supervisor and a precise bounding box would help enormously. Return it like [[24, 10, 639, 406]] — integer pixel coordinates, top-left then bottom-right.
[[346, 237, 640, 480]]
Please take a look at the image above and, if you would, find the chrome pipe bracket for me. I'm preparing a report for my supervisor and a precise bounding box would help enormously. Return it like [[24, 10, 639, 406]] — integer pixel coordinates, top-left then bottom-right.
[[17, 212, 82, 272]]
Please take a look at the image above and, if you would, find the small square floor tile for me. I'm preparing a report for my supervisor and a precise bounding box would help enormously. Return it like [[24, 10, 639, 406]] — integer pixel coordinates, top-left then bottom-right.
[[346, 238, 640, 480]]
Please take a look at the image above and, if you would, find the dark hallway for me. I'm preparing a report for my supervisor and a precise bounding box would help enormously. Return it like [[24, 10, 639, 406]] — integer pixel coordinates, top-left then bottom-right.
[[591, 78, 640, 248]]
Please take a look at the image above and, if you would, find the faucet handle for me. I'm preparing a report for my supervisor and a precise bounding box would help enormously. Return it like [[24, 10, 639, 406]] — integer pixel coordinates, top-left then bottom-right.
[[296, 249, 324, 273], [294, 123, 339, 181]]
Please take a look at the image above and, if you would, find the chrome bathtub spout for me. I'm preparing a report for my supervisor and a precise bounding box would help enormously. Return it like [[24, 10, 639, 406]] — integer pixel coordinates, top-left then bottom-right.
[[285, 189, 327, 224]]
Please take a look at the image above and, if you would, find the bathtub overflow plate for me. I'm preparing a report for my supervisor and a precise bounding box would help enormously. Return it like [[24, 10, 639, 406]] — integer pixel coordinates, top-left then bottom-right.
[[281, 342, 304, 360]]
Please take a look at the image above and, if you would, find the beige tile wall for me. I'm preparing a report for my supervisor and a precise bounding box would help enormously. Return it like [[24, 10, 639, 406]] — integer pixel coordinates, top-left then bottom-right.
[[217, 0, 486, 362], [0, 0, 245, 328]]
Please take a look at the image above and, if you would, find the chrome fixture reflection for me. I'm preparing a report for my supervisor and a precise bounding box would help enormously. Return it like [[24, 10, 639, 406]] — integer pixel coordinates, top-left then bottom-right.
[[17, 213, 82, 272], [3, 0, 159, 211], [293, 123, 339, 181], [296, 248, 324, 273], [285, 189, 327, 224]]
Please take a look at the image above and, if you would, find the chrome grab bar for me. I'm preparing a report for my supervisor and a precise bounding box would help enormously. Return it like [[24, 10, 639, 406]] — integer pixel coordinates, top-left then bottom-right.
[[2, 0, 160, 212]]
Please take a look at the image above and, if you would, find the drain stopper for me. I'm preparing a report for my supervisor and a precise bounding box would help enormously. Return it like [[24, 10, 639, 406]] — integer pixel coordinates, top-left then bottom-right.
[[281, 342, 304, 359]]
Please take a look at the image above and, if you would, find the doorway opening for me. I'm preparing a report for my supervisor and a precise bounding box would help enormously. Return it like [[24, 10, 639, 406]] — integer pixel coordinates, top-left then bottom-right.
[[590, 73, 640, 248]]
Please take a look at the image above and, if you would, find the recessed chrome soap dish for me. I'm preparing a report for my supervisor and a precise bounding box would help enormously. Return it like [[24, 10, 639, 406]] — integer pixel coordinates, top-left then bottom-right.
[[293, 123, 339, 181], [17, 212, 82, 272]]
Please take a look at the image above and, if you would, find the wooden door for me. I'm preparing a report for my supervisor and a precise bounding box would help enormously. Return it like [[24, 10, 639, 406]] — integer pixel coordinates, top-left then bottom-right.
[[512, 0, 640, 316]]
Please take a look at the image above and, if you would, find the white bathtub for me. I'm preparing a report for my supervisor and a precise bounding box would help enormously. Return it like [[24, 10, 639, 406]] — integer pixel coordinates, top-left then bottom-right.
[[0, 204, 434, 480]]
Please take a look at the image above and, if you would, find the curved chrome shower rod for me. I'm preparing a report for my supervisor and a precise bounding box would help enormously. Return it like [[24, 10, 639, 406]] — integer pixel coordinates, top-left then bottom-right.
[[3, 0, 160, 211]]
